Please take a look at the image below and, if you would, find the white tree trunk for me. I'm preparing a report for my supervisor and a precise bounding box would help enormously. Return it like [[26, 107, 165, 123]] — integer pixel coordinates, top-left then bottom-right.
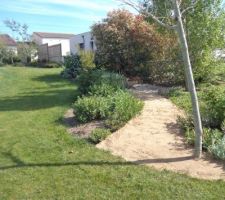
[[173, 0, 203, 158]]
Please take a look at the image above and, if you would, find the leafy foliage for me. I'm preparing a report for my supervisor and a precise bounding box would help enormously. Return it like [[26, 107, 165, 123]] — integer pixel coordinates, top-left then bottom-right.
[[92, 9, 180, 84], [73, 69, 143, 131], [145, 0, 225, 82], [0, 43, 17, 64], [76, 69, 126, 95], [61, 54, 82, 78], [183, 0, 225, 82], [180, 118, 223, 150], [170, 69, 225, 159], [78, 50, 96, 69], [73, 96, 111, 123], [89, 128, 111, 144], [201, 86, 225, 128], [89, 83, 119, 97], [210, 137, 225, 160], [106, 91, 144, 131], [4, 19, 37, 64]]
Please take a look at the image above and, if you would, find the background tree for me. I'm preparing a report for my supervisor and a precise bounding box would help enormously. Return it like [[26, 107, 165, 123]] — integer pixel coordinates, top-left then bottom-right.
[[92, 9, 180, 84], [144, 0, 225, 82], [0, 41, 16, 64], [4, 19, 37, 64], [0, 42, 7, 64], [120, 0, 214, 158]]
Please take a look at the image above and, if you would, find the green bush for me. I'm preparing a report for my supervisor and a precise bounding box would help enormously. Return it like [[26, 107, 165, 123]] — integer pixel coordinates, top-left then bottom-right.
[[89, 83, 119, 97], [177, 115, 194, 132], [73, 96, 111, 123], [201, 86, 225, 128], [203, 129, 223, 149], [74, 69, 143, 132], [209, 137, 225, 160], [89, 128, 111, 144], [106, 91, 144, 131], [222, 119, 225, 134], [61, 54, 81, 78], [77, 69, 126, 95], [76, 69, 104, 94], [92, 10, 180, 85], [184, 127, 223, 150], [79, 50, 96, 70]]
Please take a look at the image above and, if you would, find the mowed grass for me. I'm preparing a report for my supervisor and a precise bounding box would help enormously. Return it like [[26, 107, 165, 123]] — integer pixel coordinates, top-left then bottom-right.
[[0, 66, 225, 200]]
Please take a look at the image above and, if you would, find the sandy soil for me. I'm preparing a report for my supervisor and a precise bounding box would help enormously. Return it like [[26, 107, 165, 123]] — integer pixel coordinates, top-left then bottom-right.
[[97, 84, 225, 180], [64, 109, 105, 138]]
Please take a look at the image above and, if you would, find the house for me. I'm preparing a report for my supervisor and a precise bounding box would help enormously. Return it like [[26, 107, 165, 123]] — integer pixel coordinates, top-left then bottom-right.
[[32, 32, 75, 56], [32, 31, 96, 63], [70, 32, 96, 54], [0, 34, 17, 54]]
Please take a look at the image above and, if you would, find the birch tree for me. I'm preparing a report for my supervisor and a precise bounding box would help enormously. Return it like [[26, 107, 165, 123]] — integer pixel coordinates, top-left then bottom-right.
[[120, 0, 203, 158]]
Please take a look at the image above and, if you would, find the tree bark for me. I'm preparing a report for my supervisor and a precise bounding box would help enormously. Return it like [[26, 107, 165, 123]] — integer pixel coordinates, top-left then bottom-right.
[[173, 0, 203, 158]]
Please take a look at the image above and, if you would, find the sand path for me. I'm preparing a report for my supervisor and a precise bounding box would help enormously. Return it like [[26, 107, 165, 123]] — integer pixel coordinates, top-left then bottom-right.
[[97, 84, 225, 180]]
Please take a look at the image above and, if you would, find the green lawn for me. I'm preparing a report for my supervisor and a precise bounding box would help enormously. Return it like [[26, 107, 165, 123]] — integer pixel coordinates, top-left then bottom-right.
[[0, 66, 225, 200]]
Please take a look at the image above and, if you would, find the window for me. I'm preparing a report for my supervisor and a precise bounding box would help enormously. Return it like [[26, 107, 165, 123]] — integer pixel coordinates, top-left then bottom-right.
[[79, 43, 84, 50], [90, 41, 94, 51]]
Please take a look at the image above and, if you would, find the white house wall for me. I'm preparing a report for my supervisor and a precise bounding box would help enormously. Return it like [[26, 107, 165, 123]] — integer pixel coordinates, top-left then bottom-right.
[[32, 34, 42, 45], [70, 32, 96, 54], [42, 38, 70, 56]]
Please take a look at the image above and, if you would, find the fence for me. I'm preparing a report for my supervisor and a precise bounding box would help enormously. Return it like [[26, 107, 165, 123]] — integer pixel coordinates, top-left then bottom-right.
[[38, 43, 62, 63]]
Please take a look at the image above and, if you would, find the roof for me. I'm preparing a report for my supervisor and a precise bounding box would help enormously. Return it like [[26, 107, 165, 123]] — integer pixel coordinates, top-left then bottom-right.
[[33, 32, 75, 39], [0, 34, 17, 46]]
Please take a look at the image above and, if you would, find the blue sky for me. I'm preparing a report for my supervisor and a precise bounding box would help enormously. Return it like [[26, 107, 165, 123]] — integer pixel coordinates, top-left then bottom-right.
[[0, 0, 134, 36]]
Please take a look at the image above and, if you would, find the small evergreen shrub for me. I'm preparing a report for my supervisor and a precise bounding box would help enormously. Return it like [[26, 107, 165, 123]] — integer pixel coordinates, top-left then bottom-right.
[[209, 137, 225, 160], [61, 54, 81, 78], [89, 128, 111, 144], [201, 86, 225, 128], [106, 91, 144, 131], [89, 83, 120, 97], [77, 69, 126, 95], [73, 96, 111, 123]]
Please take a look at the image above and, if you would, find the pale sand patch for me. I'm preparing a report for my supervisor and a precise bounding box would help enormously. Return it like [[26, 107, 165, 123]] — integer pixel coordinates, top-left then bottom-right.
[[97, 84, 225, 180]]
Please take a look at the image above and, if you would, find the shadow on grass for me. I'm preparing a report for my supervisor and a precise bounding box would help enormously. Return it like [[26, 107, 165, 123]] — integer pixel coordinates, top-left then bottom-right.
[[32, 74, 66, 84], [0, 89, 75, 111], [0, 72, 78, 111], [0, 150, 200, 171]]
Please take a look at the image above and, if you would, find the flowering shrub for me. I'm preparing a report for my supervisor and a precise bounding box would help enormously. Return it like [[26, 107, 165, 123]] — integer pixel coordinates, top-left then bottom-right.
[[92, 9, 179, 84]]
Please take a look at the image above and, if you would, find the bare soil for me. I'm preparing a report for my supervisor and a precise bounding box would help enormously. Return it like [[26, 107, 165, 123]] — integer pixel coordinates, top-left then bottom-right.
[[97, 84, 225, 180], [64, 109, 105, 138]]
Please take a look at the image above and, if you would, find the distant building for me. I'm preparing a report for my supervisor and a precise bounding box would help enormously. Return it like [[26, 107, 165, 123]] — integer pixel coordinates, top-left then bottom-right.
[[0, 34, 17, 54], [70, 32, 96, 54], [32, 32, 75, 56], [32, 31, 96, 63]]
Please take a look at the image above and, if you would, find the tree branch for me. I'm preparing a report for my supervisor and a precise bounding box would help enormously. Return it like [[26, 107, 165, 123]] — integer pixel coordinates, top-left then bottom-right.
[[119, 0, 177, 30], [181, 0, 199, 15]]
